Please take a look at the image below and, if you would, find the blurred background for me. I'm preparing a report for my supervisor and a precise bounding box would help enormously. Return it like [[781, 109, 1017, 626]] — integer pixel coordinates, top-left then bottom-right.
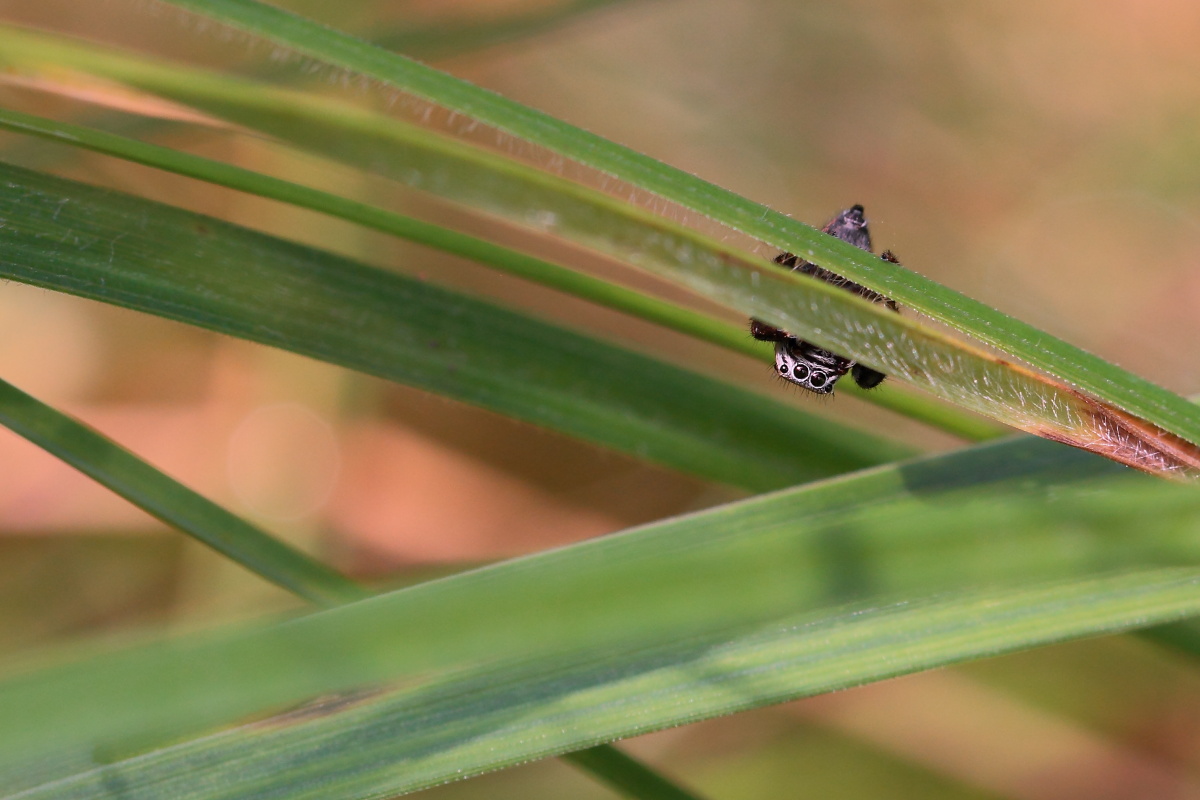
[[0, 0, 1199, 797]]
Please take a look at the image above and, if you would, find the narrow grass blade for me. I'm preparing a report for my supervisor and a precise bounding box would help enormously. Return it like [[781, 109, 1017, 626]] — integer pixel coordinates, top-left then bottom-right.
[[562, 747, 707, 800], [12, 123, 988, 445], [0, 377, 360, 606], [0, 160, 910, 489], [0, 107, 1003, 442], [4, 436, 1200, 797], [374, 0, 635, 60], [0, 23, 1182, 473], [147, 0, 1200, 453], [0, 109, 754, 362]]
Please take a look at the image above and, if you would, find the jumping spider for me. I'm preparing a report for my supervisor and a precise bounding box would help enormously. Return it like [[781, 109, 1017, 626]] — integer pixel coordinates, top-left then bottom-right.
[[749, 205, 900, 394]]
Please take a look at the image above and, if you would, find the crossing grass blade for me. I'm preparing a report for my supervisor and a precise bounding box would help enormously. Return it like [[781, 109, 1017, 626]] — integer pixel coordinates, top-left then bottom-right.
[[4, 436, 1200, 797], [0, 378, 361, 607]]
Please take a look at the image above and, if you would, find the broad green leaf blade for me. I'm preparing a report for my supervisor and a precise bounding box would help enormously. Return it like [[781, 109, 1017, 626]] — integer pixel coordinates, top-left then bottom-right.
[[146, 0, 1200, 451], [5, 436, 1200, 797], [0, 24, 1183, 472], [0, 106, 1001, 442], [0, 377, 361, 606], [0, 160, 909, 490], [14, 575, 1197, 800]]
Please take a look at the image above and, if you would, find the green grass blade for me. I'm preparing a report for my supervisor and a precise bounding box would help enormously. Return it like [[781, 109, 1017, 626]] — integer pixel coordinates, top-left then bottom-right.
[[4, 436, 1200, 796], [0, 109, 755, 361], [0, 160, 910, 489], [1137, 619, 1200, 660], [562, 747, 707, 800], [0, 377, 360, 606], [0, 107, 1003, 442], [19, 574, 1193, 800], [374, 0, 635, 60], [0, 24, 1173, 468], [148, 0, 1200, 451]]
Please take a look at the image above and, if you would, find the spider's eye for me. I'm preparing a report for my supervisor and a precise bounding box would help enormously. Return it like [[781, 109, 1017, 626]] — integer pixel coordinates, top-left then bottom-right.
[[809, 371, 827, 387], [777, 362, 789, 374], [792, 364, 810, 380]]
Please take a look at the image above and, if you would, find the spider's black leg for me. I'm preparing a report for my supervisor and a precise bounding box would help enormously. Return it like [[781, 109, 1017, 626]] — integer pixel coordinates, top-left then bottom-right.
[[750, 318, 789, 342], [850, 364, 887, 389]]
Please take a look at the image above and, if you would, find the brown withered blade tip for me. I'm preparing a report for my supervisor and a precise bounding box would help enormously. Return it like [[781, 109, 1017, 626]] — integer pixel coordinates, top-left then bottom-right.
[[1032, 388, 1200, 481]]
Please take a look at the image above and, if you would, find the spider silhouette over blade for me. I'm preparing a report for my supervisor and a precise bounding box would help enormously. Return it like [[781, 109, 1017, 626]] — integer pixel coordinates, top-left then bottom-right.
[[750, 205, 900, 394]]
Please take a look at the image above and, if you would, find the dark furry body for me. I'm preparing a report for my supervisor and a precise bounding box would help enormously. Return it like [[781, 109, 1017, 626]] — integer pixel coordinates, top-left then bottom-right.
[[750, 205, 900, 394]]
